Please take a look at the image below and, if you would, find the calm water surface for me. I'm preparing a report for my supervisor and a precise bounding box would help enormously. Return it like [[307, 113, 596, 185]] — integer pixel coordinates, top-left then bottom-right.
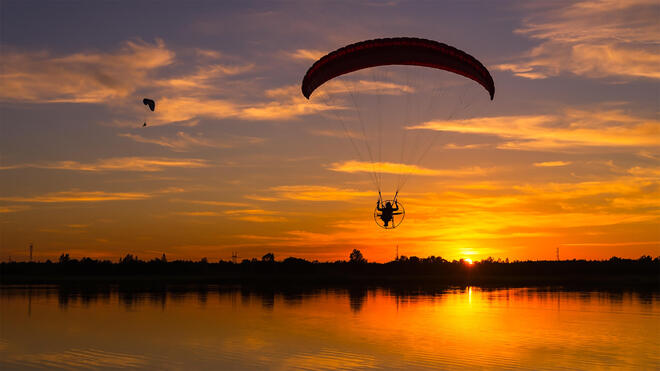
[[1, 285, 658, 370]]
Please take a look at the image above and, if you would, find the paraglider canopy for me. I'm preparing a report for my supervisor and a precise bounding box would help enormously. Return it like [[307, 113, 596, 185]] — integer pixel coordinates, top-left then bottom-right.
[[301, 37, 494, 100], [143, 98, 155, 112]]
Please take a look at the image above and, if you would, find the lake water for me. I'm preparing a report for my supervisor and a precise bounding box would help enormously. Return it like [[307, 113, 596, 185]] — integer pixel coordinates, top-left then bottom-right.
[[1, 285, 658, 370]]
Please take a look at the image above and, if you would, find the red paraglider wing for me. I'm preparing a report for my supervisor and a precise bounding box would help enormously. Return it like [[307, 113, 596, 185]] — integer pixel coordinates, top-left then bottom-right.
[[301, 37, 494, 100]]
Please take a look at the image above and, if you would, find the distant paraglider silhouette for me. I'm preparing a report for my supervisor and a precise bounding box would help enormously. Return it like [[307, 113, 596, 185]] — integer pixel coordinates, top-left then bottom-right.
[[142, 98, 155, 127], [143, 98, 155, 111]]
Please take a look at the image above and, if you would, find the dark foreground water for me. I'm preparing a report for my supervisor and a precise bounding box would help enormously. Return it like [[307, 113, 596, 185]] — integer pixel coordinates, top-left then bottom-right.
[[1, 285, 658, 370]]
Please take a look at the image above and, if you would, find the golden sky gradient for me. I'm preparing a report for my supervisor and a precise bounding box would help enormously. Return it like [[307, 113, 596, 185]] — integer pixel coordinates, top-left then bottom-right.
[[1, 0, 658, 262]]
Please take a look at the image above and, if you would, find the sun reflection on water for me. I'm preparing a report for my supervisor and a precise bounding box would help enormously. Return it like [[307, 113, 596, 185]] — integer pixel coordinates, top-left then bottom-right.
[[0, 286, 658, 370]]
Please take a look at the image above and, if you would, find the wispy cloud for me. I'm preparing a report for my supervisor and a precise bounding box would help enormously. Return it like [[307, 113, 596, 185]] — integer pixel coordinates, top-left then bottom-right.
[[176, 211, 221, 217], [242, 80, 413, 122], [0, 39, 325, 125], [0, 39, 174, 102], [146, 92, 328, 124], [627, 166, 660, 177], [195, 49, 223, 59], [150, 96, 241, 123], [411, 108, 660, 150], [328, 160, 492, 177], [244, 194, 281, 202], [67, 224, 88, 229], [561, 241, 660, 247], [1, 157, 210, 172], [287, 49, 326, 61], [443, 143, 491, 150], [118, 132, 263, 152], [0, 190, 151, 203], [224, 208, 286, 222], [637, 151, 659, 161], [224, 209, 279, 216], [231, 215, 286, 223], [0, 205, 30, 213], [174, 207, 285, 222], [308, 129, 361, 139], [240, 85, 329, 120], [496, 0, 660, 80], [156, 62, 255, 91], [173, 199, 251, 208], [313, 79, 415, 96], [270, 185, 373, 201], [0, 187, 186, 204], [534, 161, 572, 167], [510, 177, 660, 212]]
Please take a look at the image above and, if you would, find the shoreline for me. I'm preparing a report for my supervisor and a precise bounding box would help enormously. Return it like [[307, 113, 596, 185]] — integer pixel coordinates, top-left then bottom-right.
[[3, 257, 657, 288]]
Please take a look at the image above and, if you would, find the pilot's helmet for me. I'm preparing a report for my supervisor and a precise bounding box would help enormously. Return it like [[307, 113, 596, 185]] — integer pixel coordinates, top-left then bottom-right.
[[385, 201, 392, 207]]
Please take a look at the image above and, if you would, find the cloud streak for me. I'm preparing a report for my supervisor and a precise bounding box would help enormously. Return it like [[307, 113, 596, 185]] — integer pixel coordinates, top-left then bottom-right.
[[176, 211, 221, 217], [0, 205, 30, 213], [224, 209, 286, 222], [329, 160, 492, 177], [0, 39, 174, 103], [287, 49, 326, 61], [118, 132, 264, 152], [411, 108, 660, 150], [0, 39, 328, 125], [269, 185, 373, 201], [534, 161, 571, 167], [1, 157, 210, 172], [0, 191, 151, 203], [496, 0, 660, 80], [144, 90, 329, 124]]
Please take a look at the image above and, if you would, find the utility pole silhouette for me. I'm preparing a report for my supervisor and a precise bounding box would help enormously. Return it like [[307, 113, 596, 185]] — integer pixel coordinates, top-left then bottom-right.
[[396, 244, 399, 261], [231, 251, 240, 264], [29, 243, 33, 262], [556, 247, 560, 261]]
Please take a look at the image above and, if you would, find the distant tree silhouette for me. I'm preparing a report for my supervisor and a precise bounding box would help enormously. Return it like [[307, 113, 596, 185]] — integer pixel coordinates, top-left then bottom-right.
[[120, 254, 138, 264], [283, 257, 307, 264], [161, 253, 167, 263], [58, 253, 70, 264], [349, 249, 366, 263], [2, 253, 658, 286], [262, 253, 275, 263]]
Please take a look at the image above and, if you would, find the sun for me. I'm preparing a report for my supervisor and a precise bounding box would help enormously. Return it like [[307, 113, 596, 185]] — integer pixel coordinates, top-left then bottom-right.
[[464, 258, 474, 265]]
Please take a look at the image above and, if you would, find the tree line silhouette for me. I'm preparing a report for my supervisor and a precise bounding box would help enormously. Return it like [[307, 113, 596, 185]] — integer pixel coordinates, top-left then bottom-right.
[[1, 249, 658, 286]]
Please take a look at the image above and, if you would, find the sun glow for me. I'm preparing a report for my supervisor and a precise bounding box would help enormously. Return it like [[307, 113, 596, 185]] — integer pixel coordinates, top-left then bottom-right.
[[464, 258, 474, 265]]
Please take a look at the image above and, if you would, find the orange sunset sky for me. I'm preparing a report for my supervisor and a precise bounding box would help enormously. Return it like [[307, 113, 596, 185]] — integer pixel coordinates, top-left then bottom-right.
[[1, 0, 658, 262]]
